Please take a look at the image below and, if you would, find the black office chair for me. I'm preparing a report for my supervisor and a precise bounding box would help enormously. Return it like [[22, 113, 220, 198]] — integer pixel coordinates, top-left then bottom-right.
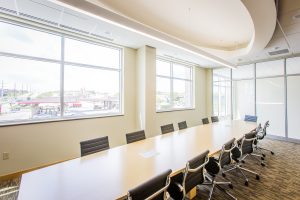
[[255, 121, 274, 156], [223, 132, 261, 186], [80, 136, 109, 157], [244, 115, 258, 122], [126, 130, 146, 144], [202, 118, 209, 125], [178, 121, 187, 130], [127, 169, 172, 200], [161, 123, 174, 134], [211, 116, 219, 123], [168, 150, 209, 200], [204, 138, 237, 200]]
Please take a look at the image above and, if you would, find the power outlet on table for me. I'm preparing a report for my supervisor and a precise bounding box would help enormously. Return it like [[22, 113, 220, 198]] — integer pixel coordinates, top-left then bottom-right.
[[3, 152, 9, 160]]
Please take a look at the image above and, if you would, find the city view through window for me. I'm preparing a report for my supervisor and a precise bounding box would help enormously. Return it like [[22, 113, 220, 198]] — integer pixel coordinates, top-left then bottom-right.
[[0, 22, 122, 124]]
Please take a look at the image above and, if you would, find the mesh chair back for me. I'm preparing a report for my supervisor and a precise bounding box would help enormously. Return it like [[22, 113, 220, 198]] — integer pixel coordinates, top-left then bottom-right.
[[161, 124, 174, 134], [211, 116, 219, 123], [244, 115, 258, 122], [202, 118, 209, 125], [241, 132, 256, 155], [183, 150, 209, 194], [262, 121, 270, 137], [178, 121, 188, 130], [219, 138, 235, 168], [126, 130, 146, 144], [80, 136, 109, 157], [128, 169, 172, 200]]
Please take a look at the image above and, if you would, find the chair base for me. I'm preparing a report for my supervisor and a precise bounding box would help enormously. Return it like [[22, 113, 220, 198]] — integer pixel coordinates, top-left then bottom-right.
[[222, 164, 260, 186], [202, 176, 236, 200]]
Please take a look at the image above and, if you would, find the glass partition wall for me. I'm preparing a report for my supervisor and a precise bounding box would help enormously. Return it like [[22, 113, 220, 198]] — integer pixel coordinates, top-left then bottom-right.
[[212, 68, 231, 119], [213, 57, 300, 141]]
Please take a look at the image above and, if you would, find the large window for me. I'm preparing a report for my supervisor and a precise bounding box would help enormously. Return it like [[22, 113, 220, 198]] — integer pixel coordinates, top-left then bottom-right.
[[156, 59, 193, 111], [213, 68, 231, 118], [0, 21, 122, 125]]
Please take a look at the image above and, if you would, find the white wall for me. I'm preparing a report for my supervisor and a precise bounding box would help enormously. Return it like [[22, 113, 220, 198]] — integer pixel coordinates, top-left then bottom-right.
[[0, 46, 210, 176]]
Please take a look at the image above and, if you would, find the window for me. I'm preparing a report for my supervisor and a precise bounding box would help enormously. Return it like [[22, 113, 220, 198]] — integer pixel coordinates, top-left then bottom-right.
[[0, 21, 122, 125], [156, 59, 193, 111], [213, 68, 231, 118]]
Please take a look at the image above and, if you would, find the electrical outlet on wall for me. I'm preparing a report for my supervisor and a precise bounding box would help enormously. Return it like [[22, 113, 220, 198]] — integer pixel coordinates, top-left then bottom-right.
[[3, 152, 9, 160]]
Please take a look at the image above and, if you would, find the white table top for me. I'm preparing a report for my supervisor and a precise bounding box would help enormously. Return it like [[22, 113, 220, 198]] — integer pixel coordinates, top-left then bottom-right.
[[18, 120, 256, 200]]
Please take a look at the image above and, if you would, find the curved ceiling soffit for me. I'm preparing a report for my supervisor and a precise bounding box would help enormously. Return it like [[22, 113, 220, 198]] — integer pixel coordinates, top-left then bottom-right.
[[203, 0, 277, 61], [52, 0, 235, 68]]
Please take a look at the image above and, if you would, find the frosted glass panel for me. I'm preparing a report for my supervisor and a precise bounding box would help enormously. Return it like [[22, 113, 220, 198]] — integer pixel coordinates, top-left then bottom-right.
[[256, 60, 284, 77], [286, 57, 300, 75], [287, 76, 300, 139], [232, 64, 254, 80], [256, 78, 285, 136], [233, 80, 255, 120]]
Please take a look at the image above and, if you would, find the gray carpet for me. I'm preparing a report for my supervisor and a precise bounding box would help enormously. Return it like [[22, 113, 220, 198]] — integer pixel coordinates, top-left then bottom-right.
[[194, 139, 300, 200]]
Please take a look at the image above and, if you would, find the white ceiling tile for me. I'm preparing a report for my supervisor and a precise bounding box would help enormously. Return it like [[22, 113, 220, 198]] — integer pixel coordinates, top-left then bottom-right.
[[0, 0, 17, 13], [17, 0, 62, 24], [60, 7, 96, 33], [287, 33, 300, 53]]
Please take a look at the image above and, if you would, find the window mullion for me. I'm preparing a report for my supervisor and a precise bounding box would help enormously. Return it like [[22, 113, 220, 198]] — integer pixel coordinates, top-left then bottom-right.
[[170, 63, 174, 108], [60, 36, 65, 117]]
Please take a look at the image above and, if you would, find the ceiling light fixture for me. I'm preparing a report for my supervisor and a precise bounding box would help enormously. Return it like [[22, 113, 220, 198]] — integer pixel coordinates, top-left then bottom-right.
[[52, 0, 236, 69]]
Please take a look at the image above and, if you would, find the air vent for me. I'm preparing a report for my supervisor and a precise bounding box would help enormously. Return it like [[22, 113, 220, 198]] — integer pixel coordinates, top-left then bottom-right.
[[268, 49, 289, 56], [0, 7, 17, 15], [59, 24, 89, 34], [90, 33, 114, 41], [19, 13, 58, 26]]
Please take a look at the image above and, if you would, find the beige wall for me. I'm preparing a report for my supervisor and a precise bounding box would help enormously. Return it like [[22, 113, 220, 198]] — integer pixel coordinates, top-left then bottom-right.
[[154, 66, 208, 134], [0, 48, 137, 176], [0, 46, 211, 176]]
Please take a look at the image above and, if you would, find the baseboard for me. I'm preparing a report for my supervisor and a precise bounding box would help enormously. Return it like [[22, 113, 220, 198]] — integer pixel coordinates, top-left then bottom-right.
[[266, 135, 300, 144], [0, 156, 77, 182]]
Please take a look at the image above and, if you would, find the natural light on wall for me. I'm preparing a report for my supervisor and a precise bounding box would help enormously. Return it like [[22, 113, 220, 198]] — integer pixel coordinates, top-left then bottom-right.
[[0, 21, 122, 125], [156, 58, 193, 111]]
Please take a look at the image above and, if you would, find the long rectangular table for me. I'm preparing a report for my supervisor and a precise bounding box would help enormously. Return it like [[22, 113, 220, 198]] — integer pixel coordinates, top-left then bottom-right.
[[18, 120, 256, 200]]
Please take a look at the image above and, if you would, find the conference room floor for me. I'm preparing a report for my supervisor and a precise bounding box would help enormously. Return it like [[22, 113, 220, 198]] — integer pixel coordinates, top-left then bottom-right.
[[1, 138, 299, 200]]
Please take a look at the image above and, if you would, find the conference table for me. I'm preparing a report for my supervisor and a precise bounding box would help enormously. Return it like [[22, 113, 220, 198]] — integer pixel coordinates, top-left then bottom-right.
[[18, 120, 256, 200]]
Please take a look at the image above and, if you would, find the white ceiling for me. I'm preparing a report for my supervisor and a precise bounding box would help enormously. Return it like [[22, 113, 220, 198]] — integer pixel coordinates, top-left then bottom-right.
[[1, 0, 298, 67], [93, 0, 253, 51]]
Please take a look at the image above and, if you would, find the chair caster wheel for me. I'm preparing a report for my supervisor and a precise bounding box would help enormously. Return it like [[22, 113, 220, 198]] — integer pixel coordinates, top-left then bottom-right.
[[256, 175, 260, 180], [244, 181, 249, 186], [261, 157, 265, 161], [229, 184, 233, 189], [261, 163, 265, 167], [222, 173, 226, 177], [271, 151, 275, 155], [262, 154, 266, 157], [241, 160, 245, 164]]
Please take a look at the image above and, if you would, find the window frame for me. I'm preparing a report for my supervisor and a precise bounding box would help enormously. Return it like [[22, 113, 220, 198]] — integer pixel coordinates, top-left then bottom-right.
[[156, 58, 194, 112], [0, 20, 123, 126]]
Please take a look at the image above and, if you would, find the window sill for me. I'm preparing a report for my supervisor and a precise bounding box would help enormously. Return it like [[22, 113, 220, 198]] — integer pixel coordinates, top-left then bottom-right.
[[156, 108, 195, 113], [0, 113, 124, 127]]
